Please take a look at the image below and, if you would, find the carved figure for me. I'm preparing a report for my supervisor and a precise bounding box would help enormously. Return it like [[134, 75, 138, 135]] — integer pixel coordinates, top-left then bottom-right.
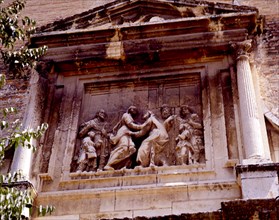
[[158, 104, 177, 165], [189, 113, 204, 163], [160, 104, 175, 132], [132, 111, 167, 167], [77, 109, 108, 171], [77, 131, 98, 172], [104, 106, 143, 171], [175, 105, 203, 165], [133, 105, 176, 167]]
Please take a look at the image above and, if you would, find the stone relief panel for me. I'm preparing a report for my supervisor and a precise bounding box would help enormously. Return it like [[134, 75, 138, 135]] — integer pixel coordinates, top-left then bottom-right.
[[71, 74, 205, 172]]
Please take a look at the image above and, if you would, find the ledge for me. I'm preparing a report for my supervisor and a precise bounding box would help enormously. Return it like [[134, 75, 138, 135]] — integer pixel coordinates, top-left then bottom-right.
[[54, 164, 216, 191], [69, 163, 207, 179], [235, 163, 279, 176], [1, 180, 34, 189]]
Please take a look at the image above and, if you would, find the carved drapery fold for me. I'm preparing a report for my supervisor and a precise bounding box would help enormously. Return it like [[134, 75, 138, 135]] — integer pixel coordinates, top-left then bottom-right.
[[73, 104, 205, 172]]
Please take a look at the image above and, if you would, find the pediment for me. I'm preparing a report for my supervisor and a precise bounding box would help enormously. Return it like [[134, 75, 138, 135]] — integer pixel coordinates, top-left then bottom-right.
[[38, 0, 258, 33], [32, 0, 263, 76]]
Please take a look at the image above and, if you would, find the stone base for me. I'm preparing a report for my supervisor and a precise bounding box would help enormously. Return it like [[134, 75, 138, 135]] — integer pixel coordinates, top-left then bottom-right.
[[33, 198, 279, 220], [241, 156, 271, 165], [235, 163, 279, 199], [33, 180, 240, 219]]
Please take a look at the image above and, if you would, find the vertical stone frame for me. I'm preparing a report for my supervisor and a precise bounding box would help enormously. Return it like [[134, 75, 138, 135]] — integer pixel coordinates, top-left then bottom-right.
[[38, 83, 64, 174], [229, 66, 244, 162], [46, 76, 80, 180], [200, 67, 214, 172], [61, 77, 84, 179]]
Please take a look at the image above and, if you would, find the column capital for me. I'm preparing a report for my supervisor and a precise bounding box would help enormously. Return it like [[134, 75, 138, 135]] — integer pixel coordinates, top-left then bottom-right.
[[231, 39, 252, 60]]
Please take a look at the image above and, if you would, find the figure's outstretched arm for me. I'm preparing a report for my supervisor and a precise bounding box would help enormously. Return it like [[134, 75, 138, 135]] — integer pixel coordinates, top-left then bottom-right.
[[129, 118, 152, 138]]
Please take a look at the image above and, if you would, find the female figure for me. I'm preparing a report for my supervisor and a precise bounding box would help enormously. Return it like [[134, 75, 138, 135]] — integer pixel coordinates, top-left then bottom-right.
[[134, 110, 175, 167]]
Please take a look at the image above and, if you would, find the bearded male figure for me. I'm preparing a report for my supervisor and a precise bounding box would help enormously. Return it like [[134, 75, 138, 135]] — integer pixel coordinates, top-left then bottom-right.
[[78, 109, 108, 171]]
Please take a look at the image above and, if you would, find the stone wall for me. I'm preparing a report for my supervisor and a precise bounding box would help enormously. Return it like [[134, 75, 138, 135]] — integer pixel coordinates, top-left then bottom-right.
[[1, 1, 278, 219], [0, 77, 29, 173], [4, 0, 106, 26], [113, 192, 279, 220], [105, 198, 279, 220], [246, 0, 279, 118]]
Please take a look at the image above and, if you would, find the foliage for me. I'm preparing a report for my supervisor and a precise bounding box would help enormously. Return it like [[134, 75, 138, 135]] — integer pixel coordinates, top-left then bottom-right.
[[0, 106, 48, 164], [0, 172, 33, 219], [0, 0, 47, 78], [0, 171, 55, 219], [0, 0, 53, 219]]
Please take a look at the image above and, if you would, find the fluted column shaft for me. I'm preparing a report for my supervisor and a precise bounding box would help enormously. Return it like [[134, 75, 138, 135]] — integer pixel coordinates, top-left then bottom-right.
[[236, 55, 264, 159], [233, 40, 265, 161]]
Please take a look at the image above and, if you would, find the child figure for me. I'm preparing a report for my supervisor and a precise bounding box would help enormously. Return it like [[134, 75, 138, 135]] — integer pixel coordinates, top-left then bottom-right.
[[77, 131, 98, 172]]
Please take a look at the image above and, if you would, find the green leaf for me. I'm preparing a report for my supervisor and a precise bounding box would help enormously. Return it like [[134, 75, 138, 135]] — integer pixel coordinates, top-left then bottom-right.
[[0, 1, 53, 218], [0, 74, 6, 88], [0, 120, 8, 130]]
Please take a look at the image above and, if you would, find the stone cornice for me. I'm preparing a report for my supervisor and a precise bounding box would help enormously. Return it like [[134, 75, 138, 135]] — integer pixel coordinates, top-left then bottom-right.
[[36, 0, 259, 33], [235, 163, 279, 176], [29, 1, 262, 75], [1, 180, 37, 197]]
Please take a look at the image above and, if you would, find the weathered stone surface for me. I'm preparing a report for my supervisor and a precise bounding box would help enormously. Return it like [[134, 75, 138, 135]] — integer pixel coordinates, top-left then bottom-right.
[[2, 0, 279, 220], [236, 163, 279, 199], [221, 198, 279, 220]]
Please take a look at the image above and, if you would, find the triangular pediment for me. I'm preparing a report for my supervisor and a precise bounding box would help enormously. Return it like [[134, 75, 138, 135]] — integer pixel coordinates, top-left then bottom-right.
[[38, 0, 258, 33], [32, 0, 262, 76]]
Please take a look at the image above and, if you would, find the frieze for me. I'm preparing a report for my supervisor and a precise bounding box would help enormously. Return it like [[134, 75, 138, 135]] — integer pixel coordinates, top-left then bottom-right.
[[72, 104, 205, 173], [69, 72, 205, 173]]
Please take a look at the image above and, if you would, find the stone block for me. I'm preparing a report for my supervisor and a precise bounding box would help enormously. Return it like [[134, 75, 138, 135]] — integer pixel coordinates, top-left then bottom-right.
[[36, 190, 115, 216], [121, 174, 157, 187], [80, 211, 133, 220], [236, 163, 279, 199], [172, 199, 225, 215], [156, 170, 215, 185], [240, 174, 278, 199], [188, 182, 241, 200], [33, 215, 79, 220], [114, 186, 189, 211], [133, 208, 172, 218]]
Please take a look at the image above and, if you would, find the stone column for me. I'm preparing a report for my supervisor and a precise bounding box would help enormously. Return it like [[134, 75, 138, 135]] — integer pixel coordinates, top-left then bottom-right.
[[232, 40, 279, 200], [10, 72, 45, 180], [10, 139, 34, 179], [9, 71, 46, 219], [232, 40, 265, 163]]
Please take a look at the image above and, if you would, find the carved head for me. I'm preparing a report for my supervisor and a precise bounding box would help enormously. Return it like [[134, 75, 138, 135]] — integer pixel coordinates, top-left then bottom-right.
[[95, 109, 106, 121], [160, 104, 171, 119], [87, 131, 96, 139], [127, 106, 138, 117], [180, 105, 192, 118]]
